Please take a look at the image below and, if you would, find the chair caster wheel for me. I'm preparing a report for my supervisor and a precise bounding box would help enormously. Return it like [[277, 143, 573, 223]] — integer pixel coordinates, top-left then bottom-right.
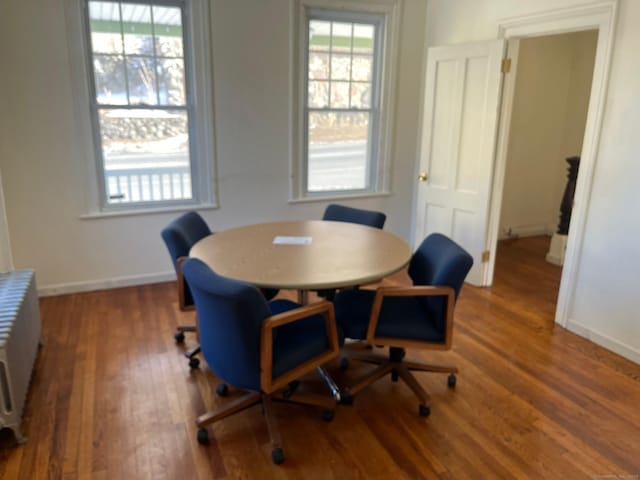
[[339, 358, 349, 370], [197, 428, 209, 444], [447, 374, 457, 388], [419, 404, 431, 417], [340, 391, 354, 406], [174, 331, 185, 343], [283, 380, 300, 399], [188, 357, 200, 369], [271, 447, 285, 465], [216, 383, 228, 397], [322, 409, 335, 422], [391, 369, 399, 382]]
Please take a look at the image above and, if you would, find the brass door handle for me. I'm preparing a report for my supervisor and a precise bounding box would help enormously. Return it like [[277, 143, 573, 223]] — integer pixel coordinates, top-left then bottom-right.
[[418, 172, 428, 182]]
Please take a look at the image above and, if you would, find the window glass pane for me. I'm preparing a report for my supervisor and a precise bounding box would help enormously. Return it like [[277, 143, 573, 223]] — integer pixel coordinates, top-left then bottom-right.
[[308, 81, 329, 108], [126, 56, 158, 105], [157, 58, 185, 105], [91, 32, 123, 54], [89, 1, 123, 54], [331, 54, 351, 81], [307, 111, 369, 191], [94, 54, 128, 105], [352, 55, 373, 82], [99, 109, 191, 203], [330, 81, 350, 108], [350, 82, 371, 109], [331, 22, 352, 52], [154, 6, 184, 57], [121, 4, 153, 55], [309, 20, 331, 52], [308, 52, 329, 80], [353, 24, 374, 54]]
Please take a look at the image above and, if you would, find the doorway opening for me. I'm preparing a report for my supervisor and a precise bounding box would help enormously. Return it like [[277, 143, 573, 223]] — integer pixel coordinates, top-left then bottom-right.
[[494, 31, 598, 324]]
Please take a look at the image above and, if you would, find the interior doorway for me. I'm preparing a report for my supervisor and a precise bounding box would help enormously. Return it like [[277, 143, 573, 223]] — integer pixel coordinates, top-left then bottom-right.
[[493, 30, 598, 321]]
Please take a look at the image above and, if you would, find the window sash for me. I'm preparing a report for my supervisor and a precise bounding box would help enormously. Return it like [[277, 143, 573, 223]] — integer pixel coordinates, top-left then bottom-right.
[[303, 10, 385, 196], [85, 0, 199, 207]]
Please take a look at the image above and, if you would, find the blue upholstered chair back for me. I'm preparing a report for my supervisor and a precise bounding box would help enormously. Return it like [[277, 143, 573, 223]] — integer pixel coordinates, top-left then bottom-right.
[[182, 258, 271, 391], [408, 233, 473, 327], [161, 212, 211, 306], [322, 204, 386, 229]]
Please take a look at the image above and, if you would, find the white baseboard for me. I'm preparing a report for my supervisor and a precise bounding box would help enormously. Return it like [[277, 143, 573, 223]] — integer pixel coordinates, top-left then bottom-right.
[[38, 271, 176, 297], [566, 319, 640, 365], [499, 223, 554, 240]]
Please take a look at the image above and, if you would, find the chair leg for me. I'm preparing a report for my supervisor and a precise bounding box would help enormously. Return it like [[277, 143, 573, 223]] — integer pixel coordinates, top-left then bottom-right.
[[397, 364, 431, 407], [261, 393, 285, 464], [315, 366, 342, 402], [340, 344, 388, 365], [184, 344, 201, 359], [272, 389, 335, 409], [346, 361, 394, 396], [177, 325, 197, 333], [174, 324, 197, 343], [195, 391, 261, 430], [403, 359, 458, 375]]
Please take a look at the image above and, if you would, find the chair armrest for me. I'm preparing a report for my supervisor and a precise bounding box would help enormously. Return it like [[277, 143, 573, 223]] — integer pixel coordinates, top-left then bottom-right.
[[176, 256, 195, 311], [365, 286, 456, 348], [261, 301, 340, 393]]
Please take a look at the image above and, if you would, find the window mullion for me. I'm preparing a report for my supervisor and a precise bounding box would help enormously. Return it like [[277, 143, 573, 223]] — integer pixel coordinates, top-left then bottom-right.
[[117, 1, 131, 105], [327, 21, 333, 108], [149, 5, 161, 105], [348, 23, 353, 109]]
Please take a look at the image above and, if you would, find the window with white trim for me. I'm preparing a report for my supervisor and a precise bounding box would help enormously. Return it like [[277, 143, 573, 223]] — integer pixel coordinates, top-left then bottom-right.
[[83, 0, 214, 208], [293, 2, 398, 200]]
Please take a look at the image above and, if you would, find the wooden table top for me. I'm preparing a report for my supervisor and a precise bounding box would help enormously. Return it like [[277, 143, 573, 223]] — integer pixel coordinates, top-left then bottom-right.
[[189, 220, 412, 290]]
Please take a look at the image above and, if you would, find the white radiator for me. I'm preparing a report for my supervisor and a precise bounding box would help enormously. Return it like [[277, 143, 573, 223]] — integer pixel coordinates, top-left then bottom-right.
[[0, 270, 41, 444]]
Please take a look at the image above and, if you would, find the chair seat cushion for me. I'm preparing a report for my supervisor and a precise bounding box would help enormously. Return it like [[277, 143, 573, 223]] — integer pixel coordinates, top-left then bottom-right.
[[269, 300, 337, 379], [334, 290, 445, 343]]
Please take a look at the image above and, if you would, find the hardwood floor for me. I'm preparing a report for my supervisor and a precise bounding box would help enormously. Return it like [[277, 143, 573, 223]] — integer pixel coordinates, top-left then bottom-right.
[[1, 236, 639, 479]]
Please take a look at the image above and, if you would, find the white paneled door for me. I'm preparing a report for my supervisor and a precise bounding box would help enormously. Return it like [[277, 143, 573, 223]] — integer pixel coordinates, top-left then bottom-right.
[[415, 40, 505, 285]]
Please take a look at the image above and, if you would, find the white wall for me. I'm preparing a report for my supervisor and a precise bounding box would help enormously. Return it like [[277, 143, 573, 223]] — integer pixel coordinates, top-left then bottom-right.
[[426, 0, 640, 362], [0, 169, 14, 273], [500, 31, 597, 238], [0, 0, 427, 294]]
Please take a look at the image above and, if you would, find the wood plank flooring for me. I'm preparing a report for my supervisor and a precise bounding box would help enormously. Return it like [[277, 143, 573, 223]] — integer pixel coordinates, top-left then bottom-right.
[[1, 235, 639, 478]]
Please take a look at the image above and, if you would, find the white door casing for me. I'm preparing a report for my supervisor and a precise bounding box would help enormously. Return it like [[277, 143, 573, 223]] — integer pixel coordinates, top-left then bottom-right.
[[415, 40, 505, 285]]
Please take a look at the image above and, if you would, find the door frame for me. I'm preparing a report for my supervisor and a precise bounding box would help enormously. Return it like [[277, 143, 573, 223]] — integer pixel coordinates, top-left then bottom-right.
[[485, 1, 618, 328]]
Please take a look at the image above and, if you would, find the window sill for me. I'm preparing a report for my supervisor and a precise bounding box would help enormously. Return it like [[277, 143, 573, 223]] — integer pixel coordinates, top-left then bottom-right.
[[288, 191, 392, 204], [79, 202, 218, 220]]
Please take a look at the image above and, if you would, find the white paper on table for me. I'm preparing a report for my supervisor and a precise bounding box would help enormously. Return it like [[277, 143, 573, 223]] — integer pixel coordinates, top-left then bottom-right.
[[273, 236, 312, 245]]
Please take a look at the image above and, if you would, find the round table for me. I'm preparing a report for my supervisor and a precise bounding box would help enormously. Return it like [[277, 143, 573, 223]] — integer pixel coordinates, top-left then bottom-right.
[[189, 220, 412, 292]]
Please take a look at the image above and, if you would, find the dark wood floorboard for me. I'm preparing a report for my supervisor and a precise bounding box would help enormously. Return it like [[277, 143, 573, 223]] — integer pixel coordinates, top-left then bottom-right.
[[1, 235, 639, 478]]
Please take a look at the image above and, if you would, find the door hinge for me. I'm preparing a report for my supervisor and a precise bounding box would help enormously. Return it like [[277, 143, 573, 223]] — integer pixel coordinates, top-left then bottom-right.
[[501, 58, 512, 73], [482, 250, 490, 263]]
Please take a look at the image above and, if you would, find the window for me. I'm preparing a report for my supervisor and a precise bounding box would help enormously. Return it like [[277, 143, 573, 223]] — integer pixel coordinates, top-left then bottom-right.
[[292, 1, 399, 200], [82, 0, 214, 210]]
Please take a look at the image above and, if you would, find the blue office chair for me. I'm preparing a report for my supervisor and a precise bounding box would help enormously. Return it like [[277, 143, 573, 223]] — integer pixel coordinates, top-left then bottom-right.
[[161, 211, 212, 369], [182, 258, 340, 464], [322, 204, 386, 229], [334, 233, 473, 416], [319, 204, 387, 300]]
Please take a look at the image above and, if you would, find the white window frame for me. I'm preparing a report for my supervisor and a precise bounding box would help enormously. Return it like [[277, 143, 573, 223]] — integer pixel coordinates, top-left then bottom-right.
[[290, 0, 400, 202], [65, 0, 217, 216]]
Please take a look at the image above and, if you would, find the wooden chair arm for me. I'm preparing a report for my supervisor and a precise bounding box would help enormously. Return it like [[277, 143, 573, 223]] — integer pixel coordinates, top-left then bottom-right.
[[261, 300, 340, 393], [365, 285, 456, 349], [176, 256, 194, 311]]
